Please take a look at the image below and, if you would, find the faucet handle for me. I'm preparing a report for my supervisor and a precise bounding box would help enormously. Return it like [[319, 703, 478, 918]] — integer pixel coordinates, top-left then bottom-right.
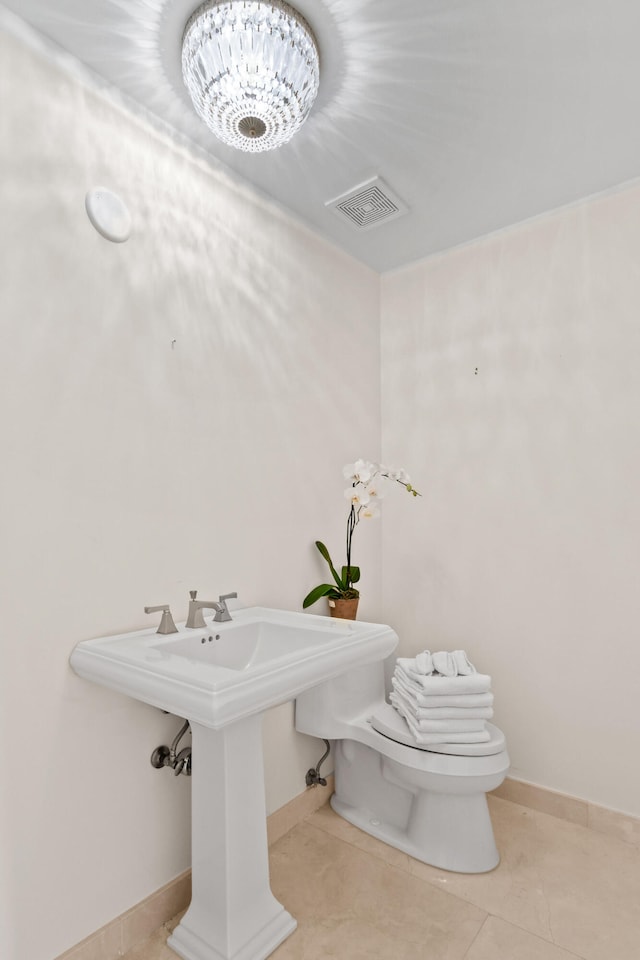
[[144, 604, 178, 635], [213, 592, 238, 622]]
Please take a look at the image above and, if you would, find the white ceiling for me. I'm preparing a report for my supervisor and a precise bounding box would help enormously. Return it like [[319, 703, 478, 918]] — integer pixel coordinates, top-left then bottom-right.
[[3, 0, 640, 272]]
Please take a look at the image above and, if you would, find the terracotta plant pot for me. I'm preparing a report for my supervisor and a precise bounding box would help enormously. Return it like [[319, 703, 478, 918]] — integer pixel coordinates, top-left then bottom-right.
[[328, 597, 359, 620]]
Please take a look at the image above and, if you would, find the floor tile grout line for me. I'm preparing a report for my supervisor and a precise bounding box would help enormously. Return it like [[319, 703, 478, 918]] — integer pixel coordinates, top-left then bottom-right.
[[462, 915, 590, 960], [461, 914, 491, 959], [303, 815, 414, 874]]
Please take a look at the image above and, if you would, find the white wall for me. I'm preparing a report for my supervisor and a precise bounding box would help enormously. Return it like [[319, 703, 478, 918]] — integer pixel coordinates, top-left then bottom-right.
[[0, 26, 382, 960], [4, 12, 640, 960], [381, 186, 640, 819]]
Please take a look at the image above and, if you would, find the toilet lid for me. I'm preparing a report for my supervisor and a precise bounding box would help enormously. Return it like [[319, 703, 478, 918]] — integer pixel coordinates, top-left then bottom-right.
[[370, 703, 506, 757]]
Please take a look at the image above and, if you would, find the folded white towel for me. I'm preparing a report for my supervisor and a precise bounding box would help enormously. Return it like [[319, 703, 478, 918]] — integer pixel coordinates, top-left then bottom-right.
[[452, 650, 476, 675], [403, 649, 476, 678], [395, 659, 492, 695], [414, 705, 493, 720], [392, 673, 494, 709], [392, 696, 490, 745], [392, 674, 494, 709], [390, 680, 493, 719], [415, 650, 433, 675], [431, 651, 456, 676], [389, 690, 487, 732]]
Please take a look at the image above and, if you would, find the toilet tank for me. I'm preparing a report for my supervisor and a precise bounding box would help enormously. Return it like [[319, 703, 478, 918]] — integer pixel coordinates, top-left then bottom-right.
[[295, 660, 387, 739]]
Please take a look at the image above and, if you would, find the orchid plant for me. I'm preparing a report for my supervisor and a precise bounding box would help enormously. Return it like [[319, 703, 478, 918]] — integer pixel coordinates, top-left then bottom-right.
[[303, 459, 420, 610]]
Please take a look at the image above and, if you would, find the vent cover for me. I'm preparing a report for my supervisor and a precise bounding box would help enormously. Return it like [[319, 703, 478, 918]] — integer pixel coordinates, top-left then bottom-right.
[[326, 177, 408, 231]]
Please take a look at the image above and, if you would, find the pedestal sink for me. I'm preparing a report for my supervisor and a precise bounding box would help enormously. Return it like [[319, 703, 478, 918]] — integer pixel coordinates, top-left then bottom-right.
[[70, 607, 398, 960]]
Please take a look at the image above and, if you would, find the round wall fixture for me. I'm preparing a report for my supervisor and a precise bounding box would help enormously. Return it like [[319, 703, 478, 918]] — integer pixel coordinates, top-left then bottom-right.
[[85, 187, 132, 243]]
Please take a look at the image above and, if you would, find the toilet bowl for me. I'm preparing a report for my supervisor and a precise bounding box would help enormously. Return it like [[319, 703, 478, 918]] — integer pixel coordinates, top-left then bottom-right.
[[295, 660, 509, 874]]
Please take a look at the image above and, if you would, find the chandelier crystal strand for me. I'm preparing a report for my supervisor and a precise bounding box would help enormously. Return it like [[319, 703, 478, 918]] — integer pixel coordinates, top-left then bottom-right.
[[182, 0, 320, 152]]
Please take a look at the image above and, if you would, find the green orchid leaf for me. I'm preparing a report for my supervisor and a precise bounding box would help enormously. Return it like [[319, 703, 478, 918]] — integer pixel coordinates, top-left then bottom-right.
[[315, 540, 333, 564], [315, 541, 346, 590], [342, 565, 360, 585], [302, 583, 340, 608]]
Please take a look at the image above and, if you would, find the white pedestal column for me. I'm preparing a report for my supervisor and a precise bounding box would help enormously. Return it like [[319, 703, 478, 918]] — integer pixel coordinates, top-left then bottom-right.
[[168, 716, 297, 960]]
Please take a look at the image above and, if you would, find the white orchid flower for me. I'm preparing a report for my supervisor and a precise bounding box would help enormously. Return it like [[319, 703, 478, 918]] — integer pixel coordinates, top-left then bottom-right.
[[343, 459, 374, 484], [360, 503, 381, 520], [345, 486, 370, 507], [365, 476, 387, 500]]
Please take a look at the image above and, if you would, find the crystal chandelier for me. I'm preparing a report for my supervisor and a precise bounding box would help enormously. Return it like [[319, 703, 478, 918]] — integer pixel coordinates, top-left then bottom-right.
[[182, 0, 320, 153]]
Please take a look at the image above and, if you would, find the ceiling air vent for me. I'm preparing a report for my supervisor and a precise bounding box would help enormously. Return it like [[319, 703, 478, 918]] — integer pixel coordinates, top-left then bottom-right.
[[326, 177, 408, 231]]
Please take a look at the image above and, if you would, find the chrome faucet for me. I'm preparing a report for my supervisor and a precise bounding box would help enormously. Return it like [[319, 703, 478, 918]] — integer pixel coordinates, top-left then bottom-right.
[[186, 591, 222, 629], [213, 592, 237, 622]]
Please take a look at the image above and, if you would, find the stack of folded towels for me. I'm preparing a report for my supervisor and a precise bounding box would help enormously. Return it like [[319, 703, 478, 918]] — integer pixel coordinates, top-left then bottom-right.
[[390, 650, 493, 744]]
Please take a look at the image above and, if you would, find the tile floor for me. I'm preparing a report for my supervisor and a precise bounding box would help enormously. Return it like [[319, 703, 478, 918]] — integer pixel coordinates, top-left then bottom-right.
[[123, 795, 640, 960]]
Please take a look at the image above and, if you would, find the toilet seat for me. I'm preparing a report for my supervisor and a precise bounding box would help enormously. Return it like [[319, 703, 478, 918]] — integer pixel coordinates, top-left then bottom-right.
[[371, 702, 506, 757]]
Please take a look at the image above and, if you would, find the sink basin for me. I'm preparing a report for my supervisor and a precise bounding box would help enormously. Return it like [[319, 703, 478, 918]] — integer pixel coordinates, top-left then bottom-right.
[[161, 619, 345, 670], [70, 606, 398, 729]]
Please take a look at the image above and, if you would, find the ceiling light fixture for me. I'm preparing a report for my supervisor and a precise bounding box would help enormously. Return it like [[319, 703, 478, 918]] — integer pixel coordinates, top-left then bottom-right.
[[182, 0, 320, 153]]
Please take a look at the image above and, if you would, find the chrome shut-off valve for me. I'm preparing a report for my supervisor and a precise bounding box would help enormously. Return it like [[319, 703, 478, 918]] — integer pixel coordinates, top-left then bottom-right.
[[151, 719, 192, 776]]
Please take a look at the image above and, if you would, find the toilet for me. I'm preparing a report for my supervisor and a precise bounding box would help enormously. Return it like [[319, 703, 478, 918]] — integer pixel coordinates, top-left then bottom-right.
[[295, 659, 509, 874]]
